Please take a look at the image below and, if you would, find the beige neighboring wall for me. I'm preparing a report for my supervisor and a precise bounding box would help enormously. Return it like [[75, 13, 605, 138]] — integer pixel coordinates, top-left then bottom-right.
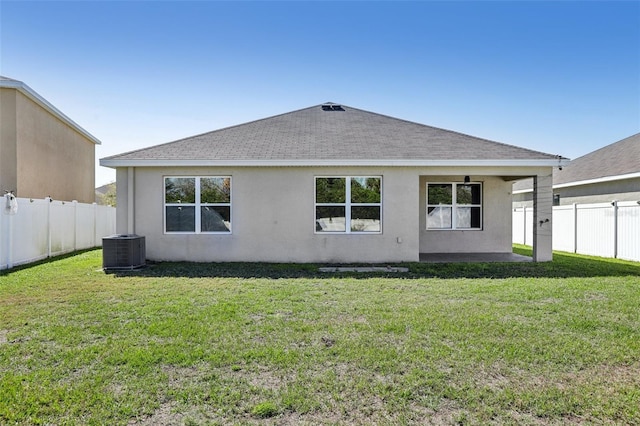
[[14, 90, 96, 203], [1, 80, 99, 203], [0, 88, 18, 193]]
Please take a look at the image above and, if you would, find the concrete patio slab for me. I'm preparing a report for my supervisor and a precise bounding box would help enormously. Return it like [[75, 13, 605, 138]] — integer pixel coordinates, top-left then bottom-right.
[[319, 266, 409, 273], [419, 252, 532, 263]]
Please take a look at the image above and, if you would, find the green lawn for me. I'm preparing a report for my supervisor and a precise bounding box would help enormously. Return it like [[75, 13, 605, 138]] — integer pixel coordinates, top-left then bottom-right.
[[1, 247, 639, 425]]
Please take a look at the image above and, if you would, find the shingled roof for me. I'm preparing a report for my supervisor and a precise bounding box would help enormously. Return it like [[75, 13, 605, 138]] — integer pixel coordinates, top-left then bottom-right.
[[513, 132, 640, 192], [101, 103, 562, 167], [553, 133, 640, 185]]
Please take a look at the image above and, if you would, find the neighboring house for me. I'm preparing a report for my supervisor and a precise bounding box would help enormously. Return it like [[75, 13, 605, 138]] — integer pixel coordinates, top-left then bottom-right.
[[0, 76, 100, 203], [95, 182, 116, 206], [513, 133, 640, 207], [100, 103, 566, 263]]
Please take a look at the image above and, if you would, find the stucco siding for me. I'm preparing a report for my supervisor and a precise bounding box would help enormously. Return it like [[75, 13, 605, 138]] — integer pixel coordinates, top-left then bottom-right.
[[14, 91, 95, 203], [0, 88, 18, 194], [131, 166, 420, 263], [532, 174, 553, 262], [115, 168, 130, 234], [117, 165, 553, 262], [419, 175, 513, 253]]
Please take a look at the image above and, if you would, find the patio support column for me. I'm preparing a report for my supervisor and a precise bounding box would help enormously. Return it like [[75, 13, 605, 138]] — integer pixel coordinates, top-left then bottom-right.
[[127, 167, 135, 235], [532, 173, 553, 262], [115, 167, 131, 235]]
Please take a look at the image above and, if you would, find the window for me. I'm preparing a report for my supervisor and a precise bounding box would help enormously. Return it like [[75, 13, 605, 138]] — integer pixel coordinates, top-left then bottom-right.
[[315, 176, 382, 233], [164, 177, 231, 233], [427, 182, 482, 230]]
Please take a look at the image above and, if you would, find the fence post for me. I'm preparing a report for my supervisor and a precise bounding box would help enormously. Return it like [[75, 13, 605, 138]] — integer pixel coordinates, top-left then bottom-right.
[[46, 197, 52, 258], [612, 200, 618, 259], [523, 207, 527, 245], [2, 194, 16, 269], [0, 205, 3, 269], [572, 203, 578, 253], [93, 203, 98, 248], [7, 210, 13, 269], [73, 200, 78, 252]]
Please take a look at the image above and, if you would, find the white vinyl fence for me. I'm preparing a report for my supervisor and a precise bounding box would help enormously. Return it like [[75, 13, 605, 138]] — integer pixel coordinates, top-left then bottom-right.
[[1, 196, 116, 270], [513, 201, 640, 262]]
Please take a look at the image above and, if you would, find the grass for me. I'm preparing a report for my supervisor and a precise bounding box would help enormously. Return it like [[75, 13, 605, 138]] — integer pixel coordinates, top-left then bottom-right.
[[0, 247, 638, 425]]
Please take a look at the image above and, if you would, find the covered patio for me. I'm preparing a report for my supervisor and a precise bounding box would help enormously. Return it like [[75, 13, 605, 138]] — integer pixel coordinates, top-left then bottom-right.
[[419, 172, 555, 263]]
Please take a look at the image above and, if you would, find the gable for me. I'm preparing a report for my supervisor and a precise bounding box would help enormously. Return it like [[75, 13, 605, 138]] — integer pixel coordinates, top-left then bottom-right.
[[0, 76, 101, 145], [101, 103, 562, 167]]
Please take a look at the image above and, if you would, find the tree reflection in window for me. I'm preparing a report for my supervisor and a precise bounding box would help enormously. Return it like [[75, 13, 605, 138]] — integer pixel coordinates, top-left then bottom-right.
[[165, 177, 231, 233], [427, 182, 481, 230], [316, 176, 381, 233]]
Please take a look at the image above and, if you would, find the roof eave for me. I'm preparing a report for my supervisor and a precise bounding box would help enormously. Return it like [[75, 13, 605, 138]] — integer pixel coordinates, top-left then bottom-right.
[[99, 158, 565, 168], [554, 171, 640, 189], [513, 171, 640, 194], [0, 79, 102, 145]]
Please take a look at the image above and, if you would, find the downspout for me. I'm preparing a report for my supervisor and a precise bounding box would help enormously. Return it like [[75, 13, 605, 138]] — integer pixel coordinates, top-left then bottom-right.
[[127, 167, 135, 235]]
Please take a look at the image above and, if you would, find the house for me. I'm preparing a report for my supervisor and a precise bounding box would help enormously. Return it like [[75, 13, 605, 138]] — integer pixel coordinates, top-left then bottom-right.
[[95, 182, 116, 206], [0, 76, 100, 203], [513, 133, 640, 207], [100, 103, 566, 263]]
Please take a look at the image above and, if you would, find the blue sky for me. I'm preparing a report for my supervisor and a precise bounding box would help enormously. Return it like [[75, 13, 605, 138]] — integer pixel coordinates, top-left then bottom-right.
[[2, 1, 639, 186]]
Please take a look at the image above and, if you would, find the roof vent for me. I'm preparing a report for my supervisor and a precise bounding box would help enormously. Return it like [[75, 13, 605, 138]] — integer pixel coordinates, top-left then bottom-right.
[[321, 103, 344, 111]]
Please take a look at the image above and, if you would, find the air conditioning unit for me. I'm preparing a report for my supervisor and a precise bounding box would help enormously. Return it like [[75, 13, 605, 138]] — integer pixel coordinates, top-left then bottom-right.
[[102, 234, 146, 270]]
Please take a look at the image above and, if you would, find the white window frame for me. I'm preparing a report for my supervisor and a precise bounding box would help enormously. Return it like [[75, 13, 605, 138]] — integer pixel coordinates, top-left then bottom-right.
[[164, 176, 232, 234], [426, 182, 482, 230], [314, 176, 383, 234]]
